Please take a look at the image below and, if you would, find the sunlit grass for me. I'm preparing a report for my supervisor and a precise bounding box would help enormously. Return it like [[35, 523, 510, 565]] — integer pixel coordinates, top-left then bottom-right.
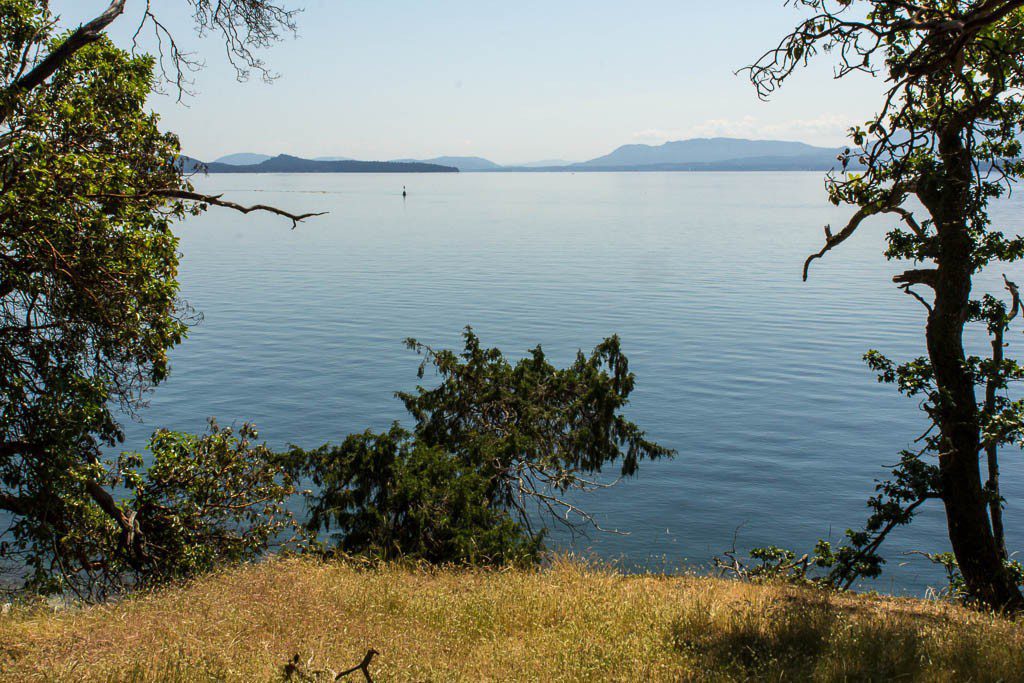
[[0, 557, 1021, 681]]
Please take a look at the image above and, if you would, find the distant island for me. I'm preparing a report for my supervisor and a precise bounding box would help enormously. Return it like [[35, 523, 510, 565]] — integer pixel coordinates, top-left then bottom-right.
[[179, 154, 459, 174], [185, 138, 864, 174]]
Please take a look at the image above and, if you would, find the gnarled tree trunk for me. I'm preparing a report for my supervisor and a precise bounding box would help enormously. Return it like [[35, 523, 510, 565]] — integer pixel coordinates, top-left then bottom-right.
[[924, 128, 1024, 611]]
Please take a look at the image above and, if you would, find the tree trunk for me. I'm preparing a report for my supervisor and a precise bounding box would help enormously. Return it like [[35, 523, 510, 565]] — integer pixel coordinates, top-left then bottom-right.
[[924, 128, 1024, 611], [986, 326, 1008, 560]]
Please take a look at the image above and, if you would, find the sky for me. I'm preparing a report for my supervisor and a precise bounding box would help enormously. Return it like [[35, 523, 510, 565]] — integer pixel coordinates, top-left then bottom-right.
[[53, 1, 886, 165]]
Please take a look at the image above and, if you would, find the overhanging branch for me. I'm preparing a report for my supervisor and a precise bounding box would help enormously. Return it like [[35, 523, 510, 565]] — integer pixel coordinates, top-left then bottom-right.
[[89, 188, 327, 228], [0, 492, 30, 516], [886, 207, 926, 237], [804, 200, 932, 282], [803, 206, 874, 281], [151, 189, 327, 228], [899, 285, 934, 313], [0, 1, 128, 124]]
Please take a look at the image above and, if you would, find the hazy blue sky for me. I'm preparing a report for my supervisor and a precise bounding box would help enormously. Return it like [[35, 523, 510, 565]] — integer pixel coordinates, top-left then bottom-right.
[[55, 1, 885, 164]]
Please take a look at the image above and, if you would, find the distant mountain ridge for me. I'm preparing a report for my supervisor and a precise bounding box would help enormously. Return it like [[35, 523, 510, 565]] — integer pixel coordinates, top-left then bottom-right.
[[182, 154, 458, 174], [214, 152, 272, 165], [554, 154, 858, 172], [518, 159, 577, 168], [391, 156, 501, 171], [191, 138, 857, 174], [573, 137, 843, 169]]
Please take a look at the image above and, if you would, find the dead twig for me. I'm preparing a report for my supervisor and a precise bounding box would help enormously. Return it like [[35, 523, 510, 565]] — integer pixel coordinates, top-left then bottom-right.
[[282, 650, 379, 682], [335, 649, 379, 681]]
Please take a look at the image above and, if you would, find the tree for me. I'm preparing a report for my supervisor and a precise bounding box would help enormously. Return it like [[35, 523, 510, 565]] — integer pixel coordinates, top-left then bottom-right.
[[0, 1, 315, 593], [749, 0, 1024, 610], [283, 330, 672, 565], [284, 425, 543, 566], [117, 422, 300, 586], [14, 421, 303, 600]]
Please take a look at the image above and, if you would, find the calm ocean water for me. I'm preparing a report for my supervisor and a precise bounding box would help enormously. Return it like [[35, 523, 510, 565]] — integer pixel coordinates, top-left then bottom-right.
[[120, 171, 1024, 595]]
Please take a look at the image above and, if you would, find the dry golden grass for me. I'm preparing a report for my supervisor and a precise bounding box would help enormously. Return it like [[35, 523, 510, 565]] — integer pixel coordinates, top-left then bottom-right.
[[0, 557, 1022, 681]]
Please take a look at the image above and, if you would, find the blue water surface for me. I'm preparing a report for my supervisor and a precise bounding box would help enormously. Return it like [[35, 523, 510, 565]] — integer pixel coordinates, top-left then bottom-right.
[[119, 171, 1024, 595]]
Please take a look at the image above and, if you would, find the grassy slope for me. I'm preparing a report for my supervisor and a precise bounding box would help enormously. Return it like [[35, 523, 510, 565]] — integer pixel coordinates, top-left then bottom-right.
[[0, 558, 1022, 682]]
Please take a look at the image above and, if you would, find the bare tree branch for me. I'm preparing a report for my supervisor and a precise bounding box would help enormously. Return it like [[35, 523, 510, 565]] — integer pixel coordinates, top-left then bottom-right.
[[153, 189, 327, 228], [803, 206, 874, 281], [899, 284, 934, 313], [88, 188, 327, 228], [887, 206, 926, 238]]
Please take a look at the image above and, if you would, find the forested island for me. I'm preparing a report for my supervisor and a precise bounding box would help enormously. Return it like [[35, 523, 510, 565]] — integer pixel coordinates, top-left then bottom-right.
[[180, 154, 459, 173]]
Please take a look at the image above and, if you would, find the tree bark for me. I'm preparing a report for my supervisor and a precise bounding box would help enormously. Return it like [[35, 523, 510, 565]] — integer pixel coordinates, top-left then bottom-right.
[[924, 127, 1024, 611], [986, 323, 1008, 560]]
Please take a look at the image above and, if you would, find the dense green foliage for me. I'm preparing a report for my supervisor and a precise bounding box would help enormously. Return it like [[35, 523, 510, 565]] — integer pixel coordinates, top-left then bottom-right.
[[0, 1, 303, 597], [0, 17, 192, 594], [285, 425, 540, 565], [114, 422, 301, 590], [284, 330, 671, 565], [748, 0, 1024, 608], [0, 0, 657, 595], [24, 421, 302, 600]]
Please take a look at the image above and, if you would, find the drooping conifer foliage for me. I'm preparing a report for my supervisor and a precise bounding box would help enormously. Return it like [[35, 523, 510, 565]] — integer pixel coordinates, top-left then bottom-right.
[[283, 330, 672, 565]]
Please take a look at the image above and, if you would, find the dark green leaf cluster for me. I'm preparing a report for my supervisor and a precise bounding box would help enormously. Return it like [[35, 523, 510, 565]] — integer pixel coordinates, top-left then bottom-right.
[[399, 330, 672, 487], [282, 425, 541, 566], [5, 421, 301, 599], [0, 1, 319, 598], [283, 329, 672, 566], [116, 421, 303, 588]]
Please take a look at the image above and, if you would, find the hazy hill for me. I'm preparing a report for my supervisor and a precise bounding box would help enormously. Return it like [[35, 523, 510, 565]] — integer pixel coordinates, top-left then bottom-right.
[[391, 156, 502, 171], [214, 152, 272, 166], [575, 137, 844, 169], [519, 159, 576, 168], [557, 154, 860, 173], [428, 156, 502, 170]]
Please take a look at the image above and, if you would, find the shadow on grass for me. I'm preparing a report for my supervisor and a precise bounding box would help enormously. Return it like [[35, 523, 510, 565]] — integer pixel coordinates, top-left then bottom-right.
[[665, 589, 1019, 681]]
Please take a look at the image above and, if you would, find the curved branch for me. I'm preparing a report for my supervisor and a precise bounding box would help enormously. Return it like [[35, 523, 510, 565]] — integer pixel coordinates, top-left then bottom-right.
[[91, 188, 327, 228], [984, 274, 1021, 559], [1003, 274, 1021, 321], [899, 284, 934, 313], [83, 478, 147, 569], [886, 207, 926, 238], [153, 190, 327, 228], [803, 206, 874, 281], [804, 198, 932, 282], [835, 495, 933, 591], [0, 492, 30, 516]]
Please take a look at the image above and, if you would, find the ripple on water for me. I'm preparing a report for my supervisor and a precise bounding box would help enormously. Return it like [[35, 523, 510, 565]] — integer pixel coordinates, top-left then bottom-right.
[[113, 172, 1024, 596]]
